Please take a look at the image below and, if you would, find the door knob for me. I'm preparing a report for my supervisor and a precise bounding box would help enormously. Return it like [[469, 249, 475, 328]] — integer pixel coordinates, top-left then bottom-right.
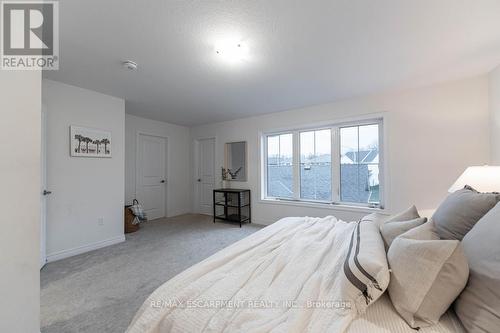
[[197, 179, 201, 182], [161, 180, 165, 183], [43, 190, 52, 195]]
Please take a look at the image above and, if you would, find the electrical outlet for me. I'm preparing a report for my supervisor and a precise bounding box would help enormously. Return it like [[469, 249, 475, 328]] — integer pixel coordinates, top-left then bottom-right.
[[98, 217, 104, 226]]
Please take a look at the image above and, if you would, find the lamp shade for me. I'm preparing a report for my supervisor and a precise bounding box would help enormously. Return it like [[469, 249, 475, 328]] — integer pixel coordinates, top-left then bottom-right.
[[449, 166, 500, 193]]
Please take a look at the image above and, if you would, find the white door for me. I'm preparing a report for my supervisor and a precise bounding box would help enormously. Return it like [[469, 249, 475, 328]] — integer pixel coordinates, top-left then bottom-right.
[[40, 108, 48, 269], [136, 134, 167, 220], [197, 138, 215, 215]]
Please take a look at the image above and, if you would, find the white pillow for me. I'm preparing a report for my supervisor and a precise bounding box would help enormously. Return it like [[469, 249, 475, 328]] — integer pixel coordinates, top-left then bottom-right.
[[343, 218, 390, 313], [360, 212, 390, 228]]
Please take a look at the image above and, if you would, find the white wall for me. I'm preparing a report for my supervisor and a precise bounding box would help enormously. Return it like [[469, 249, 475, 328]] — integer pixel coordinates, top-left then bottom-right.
[[0, 71, 41, 332], [490, 65, 500, 164], [42, 80, 125, 261], [125, 114, 191, 217], [191, 76, 490, 225]]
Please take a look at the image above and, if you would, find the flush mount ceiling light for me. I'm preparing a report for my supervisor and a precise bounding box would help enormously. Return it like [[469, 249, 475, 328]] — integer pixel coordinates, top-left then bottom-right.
[[122, 60, 138, 71], [214, 39, 249, 64]]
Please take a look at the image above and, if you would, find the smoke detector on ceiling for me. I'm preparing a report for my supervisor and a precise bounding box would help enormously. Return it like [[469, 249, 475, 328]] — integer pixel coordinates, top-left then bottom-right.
[[122, 60, 138, 71]]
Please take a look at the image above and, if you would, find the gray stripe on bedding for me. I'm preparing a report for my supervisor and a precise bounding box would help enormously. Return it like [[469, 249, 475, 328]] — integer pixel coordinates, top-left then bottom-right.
[[354, 221, 382, 291], [343, 224, 368, 294]]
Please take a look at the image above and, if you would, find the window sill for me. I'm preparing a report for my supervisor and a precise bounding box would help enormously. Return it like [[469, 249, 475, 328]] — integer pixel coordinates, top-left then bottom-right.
[[258, 198, 387, 215]]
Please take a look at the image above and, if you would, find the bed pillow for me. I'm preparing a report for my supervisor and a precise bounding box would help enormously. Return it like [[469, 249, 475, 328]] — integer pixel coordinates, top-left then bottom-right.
[[378, 205, 425, 249], [380, 217, 427, 249], [385, 205, 420, 223], [343, 219, 390, 314], [432, 186, 500, 240], [454, 202, 500, 332], [387, 221, 469, 329], [360, 212, 390, 228]]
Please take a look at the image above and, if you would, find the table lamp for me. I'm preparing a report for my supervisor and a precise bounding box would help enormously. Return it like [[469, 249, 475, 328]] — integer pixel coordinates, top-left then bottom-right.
[[449, 166, 500, 193]]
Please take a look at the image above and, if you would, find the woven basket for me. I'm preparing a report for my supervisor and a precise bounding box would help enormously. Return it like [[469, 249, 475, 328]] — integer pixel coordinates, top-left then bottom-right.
[[124, 203, 140, 233]]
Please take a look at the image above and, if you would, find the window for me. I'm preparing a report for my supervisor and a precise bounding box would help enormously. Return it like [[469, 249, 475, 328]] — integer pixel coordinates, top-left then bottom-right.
[[300, 129, 332, 201], [340, 124, 380, 205], [266, 133, 293, 198], [263, 119, 383, 208]]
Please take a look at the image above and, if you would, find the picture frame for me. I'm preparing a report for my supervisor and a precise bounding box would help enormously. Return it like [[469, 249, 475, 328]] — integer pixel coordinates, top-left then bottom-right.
[[70, 126, 112, 158]]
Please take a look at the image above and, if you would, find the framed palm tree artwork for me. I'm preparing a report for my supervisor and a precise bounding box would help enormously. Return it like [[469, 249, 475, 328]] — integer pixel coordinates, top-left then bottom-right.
[[70, 126, 112, 158]]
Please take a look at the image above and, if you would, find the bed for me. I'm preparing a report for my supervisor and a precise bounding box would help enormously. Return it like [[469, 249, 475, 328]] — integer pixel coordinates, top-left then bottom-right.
[[348, 295, 464, 333], [126, 215, 465, 333]]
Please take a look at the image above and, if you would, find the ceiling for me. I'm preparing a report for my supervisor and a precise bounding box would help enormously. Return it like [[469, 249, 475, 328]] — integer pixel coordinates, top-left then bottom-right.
[[44, 0, 500, 127]]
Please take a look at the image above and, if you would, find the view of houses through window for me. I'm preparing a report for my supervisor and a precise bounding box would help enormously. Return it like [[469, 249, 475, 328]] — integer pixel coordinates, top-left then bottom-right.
[[265, 120, 381, 206], [300, 129, 332, 201], [266, 133, 293, 198], [340, 124, 380, 204]]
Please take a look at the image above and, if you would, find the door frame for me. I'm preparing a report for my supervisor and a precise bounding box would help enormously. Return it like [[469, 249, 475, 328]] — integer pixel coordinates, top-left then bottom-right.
[[40, 106, 47, 269], [135, 131, 169, 219], [193, 137, 216, 214]]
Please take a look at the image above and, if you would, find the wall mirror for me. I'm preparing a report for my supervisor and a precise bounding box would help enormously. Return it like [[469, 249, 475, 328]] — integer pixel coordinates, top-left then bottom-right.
[[224, 141, 247, 181]]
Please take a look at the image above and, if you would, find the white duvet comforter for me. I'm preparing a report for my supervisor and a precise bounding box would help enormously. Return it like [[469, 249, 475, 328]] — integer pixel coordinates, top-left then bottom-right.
[[127, 216, 388, 333]]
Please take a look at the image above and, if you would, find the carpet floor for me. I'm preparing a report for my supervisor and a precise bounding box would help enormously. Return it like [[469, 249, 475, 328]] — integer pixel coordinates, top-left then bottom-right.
[[41, 214, 262, 333]]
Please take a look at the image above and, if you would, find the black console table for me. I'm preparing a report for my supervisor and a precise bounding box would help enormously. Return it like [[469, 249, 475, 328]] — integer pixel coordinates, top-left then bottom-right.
[[213, 189, 251, 227]]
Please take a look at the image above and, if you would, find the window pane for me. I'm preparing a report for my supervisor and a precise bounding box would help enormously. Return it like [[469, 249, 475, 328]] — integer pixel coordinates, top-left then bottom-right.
[[300, 129, 332, 201], [359, 124, 379, 153], [340, 124, 380, 204], [340, 126, 358, 163], [267, 136, 279, 160], [267, 134, 293, 198]]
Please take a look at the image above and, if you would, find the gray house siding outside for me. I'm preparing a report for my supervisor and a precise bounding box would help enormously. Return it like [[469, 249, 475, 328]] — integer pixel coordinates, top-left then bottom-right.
[[267, 162, 378, 204]]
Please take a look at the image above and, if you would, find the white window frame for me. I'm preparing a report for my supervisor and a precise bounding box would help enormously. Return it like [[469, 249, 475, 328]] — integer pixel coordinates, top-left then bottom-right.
[[262, 117, 384, 209]]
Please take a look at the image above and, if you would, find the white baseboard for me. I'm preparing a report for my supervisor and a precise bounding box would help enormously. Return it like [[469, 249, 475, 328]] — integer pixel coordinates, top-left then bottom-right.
[[46, 235, 125, 263]]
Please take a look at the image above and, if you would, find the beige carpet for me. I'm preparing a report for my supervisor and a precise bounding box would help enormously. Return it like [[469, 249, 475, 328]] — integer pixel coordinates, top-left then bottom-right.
[[41, 214, 262, 333]]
